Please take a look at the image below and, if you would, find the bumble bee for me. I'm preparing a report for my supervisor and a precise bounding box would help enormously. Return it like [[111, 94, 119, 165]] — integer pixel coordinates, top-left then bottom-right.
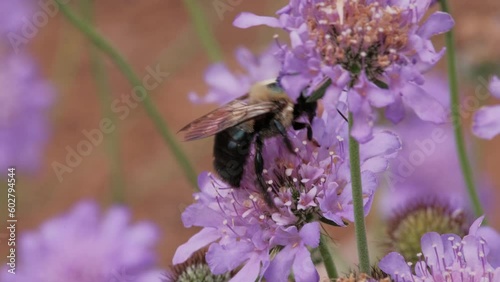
[[179, 79, 317, 203]]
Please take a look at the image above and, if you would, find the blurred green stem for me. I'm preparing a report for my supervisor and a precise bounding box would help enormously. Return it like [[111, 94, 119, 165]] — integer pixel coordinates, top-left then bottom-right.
[[182, 0, 223, 61], [51, 22, 84, 96], [319, 234, 338, 280], [348, 112, 370, 273], [82, 0, 125, 202], [439, 0, 484, 220], [55, 0, 198, 190]]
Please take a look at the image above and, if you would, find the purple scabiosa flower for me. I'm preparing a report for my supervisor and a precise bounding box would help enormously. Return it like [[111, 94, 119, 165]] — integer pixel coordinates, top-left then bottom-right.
[[378, 73, 497, 263], [0, 200, 162, 282], [234, 0, 454, 142], [379, 216, 500, 282], [174, 103, 401, 281], [379, 73, 493, 217], [0, 53, 54, 173], [472, 76, 500, 139], [189, 45, 281, 105], [379, 115, 472, 213]]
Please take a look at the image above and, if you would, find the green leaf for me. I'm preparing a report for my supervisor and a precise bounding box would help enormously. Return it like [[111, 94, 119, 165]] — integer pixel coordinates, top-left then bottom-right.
[[373, 79, 389, 89], [306, 79, 332, 103]]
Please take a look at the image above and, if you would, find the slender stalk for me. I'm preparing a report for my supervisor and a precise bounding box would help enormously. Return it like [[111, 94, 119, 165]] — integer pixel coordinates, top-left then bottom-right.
[[439, 0, 484, 219], [182, 0, 223, 61], [90, 59, 126, 202], [55, 0, 198, 189], [348, 112, 370, 273], [51, 17, 84, 96], [319, 234, 338, 280], [82, 0, 125, 202]]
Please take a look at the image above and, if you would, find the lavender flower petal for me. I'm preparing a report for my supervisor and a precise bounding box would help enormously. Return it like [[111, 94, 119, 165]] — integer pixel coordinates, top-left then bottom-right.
[[489, 76, 500, 98], [400, 82, 447, 123], [233, 12, 281, 28], [229, 255, 263, 282], [417, 12, 455, 39], [472, 105, 500, 140], [379, 252, 414, 279], [265, 246, 295, 282], [473, 76, 500, 139], [293, 246, 319, 282], [173, 228, 221, 264], [207, 242, 253, 275], [0, 53, 55, 172], [477, 227, 500, 268]]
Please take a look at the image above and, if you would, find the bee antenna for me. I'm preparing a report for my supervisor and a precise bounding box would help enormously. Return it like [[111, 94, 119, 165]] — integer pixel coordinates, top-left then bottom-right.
[[277, 71, 301, 87], [276, 74, 284, 89], [336, 109, 348, 123]]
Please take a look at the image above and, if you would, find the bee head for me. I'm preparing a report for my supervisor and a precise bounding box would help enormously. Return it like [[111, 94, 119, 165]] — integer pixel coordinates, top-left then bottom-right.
[[250, 79, 290, 102], [266, 81, 284, 93]]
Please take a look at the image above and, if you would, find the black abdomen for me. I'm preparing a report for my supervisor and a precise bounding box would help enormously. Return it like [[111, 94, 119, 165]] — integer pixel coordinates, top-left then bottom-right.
[[213, 126, 254, 187]]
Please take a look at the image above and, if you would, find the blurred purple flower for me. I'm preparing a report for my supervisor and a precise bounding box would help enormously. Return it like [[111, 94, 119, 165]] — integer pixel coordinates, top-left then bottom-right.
[[379, 216, 500, 282], [0, 1, 33, 41], [0, 200, 162, 282], [0, 53, 54, 173], [173, 103, 401, 281], [379, 73, 493, 217], [189, 45, 281, 105], [234, 0, 454, 142], [473, 76, 500, 139]]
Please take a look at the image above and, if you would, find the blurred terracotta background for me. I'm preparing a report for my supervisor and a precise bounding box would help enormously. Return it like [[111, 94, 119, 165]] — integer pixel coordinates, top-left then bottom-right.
[[1, 0, 500, 271]]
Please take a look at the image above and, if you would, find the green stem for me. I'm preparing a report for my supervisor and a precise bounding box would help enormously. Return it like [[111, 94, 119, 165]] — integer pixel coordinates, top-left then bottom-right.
[[55, 0, 198, 190], [82, 0, 125, 202], [182, 0, 223, 61], [348, 112, 370, 273], [439, 0, 484, 219], [319, 234, 338, 280], [51, 16, 84, 98]]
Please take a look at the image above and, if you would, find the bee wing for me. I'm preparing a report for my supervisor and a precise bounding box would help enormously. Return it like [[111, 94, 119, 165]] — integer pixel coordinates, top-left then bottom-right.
[[179, 97, 277, 141]]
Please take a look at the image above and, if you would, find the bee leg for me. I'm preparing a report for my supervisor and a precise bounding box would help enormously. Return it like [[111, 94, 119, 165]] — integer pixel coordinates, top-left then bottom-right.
[[292, 121, 319, 147], [336, 108, 349, 122], [255, 134, 274, 207], [273, 119, 295, 154], [292, 121, 312, 140], [255, 134, 264, 177]]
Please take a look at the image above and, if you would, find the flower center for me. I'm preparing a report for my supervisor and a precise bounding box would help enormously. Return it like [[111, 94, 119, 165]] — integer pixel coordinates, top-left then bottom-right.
[[268, 166, 322, 228], [306, 0, 412, 80], [386, 199, 469, 263]]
